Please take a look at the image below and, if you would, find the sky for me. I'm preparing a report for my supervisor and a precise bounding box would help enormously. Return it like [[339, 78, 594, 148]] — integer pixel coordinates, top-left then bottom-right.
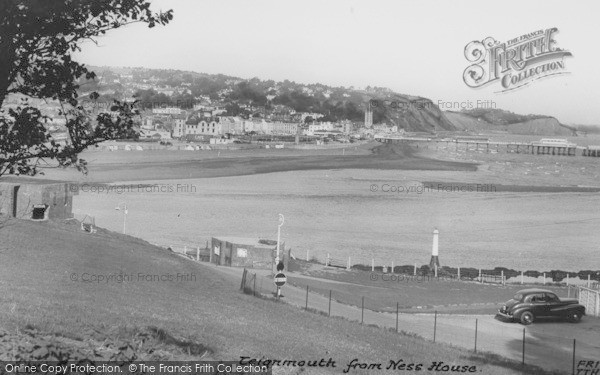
[[76, 0, 600, 125]]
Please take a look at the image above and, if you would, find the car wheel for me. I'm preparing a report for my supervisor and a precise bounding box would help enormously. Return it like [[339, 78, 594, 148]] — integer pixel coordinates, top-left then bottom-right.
[[569, 312, 582, 323], [520, 311, 534, 325]]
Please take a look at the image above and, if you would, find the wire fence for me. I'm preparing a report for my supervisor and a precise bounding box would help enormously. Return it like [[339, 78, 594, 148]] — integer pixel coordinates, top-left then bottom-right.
[[240, 269, 265, 297], [240, 268, 600, 375]]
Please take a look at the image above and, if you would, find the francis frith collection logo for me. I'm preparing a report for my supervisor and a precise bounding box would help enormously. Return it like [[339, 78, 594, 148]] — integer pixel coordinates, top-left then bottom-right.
[[463, 27, 572, 92]]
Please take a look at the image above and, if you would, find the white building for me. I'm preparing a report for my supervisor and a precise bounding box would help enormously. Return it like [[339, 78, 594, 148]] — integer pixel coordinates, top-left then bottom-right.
[[172, 118, 187, 138], [153, 107, 182, 115], [198, 120, 221, 135], [265, 122, 298, 135], [308, 123, 334, 133]]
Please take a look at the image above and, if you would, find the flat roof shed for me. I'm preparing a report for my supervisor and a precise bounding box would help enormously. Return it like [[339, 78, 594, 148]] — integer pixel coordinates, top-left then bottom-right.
[[211, 236, 288, 270]]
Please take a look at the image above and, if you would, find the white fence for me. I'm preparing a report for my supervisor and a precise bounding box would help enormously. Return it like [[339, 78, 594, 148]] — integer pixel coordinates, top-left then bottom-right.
[[302, 251, 598, 287], [578, 286, 600, 318]]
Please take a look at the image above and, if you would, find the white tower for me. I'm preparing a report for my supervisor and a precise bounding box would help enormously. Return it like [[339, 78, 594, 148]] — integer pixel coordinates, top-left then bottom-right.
[[364, 107, 373, 128], [429, 228, 440, 274]]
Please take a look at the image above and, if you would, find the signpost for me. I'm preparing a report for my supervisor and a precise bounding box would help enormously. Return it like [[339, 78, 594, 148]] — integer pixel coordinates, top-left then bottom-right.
[[274, 272, 286, 299]]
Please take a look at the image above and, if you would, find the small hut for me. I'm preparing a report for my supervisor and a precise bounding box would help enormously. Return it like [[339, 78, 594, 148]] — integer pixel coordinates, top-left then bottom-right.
[[210, 236, 289, 270]]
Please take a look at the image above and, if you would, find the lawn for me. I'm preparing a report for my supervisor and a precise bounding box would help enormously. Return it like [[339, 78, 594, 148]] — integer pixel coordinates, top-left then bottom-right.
[[287, 261, 568, 314]]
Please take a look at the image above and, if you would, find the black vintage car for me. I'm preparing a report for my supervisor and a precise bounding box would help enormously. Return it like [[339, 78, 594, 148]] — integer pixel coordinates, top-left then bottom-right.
[[497, 288, 585, 325]]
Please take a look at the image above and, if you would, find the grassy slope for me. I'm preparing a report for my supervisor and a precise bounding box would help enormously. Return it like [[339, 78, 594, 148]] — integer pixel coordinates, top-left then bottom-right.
[[0, 218, 558, 374]]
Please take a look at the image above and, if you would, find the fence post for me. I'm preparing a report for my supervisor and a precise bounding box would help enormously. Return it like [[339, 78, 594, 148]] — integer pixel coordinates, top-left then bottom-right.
[[543, 272, 546, 285], [306, 249, 309, 262], [196, 246, 200, 261], [347, 256, 351, 270], [572, 339, 576, 375], [501, 270, 504, 286], [240, 269, 247, 291], [596, 290, 600, 317], [566, 273, 569, 285], [433, 311, 437, 343], [396, 302, 399, 333], [474, 319, 478, 353], [371, 258, 374, 272], [326, 253, 330, 267], [521, 270, 524, 285], [588, 274, 591, 288], [457, 267, 461, 280], [479, 269, 482, 283], [414, 263, 417, 276], [305, 285, 309, 310], [522, 328, 525, 365], [391, 261, 394, 274], [253, 274, 256, 297], [328, 290, 332, 317], [361, 296, 364, 324]]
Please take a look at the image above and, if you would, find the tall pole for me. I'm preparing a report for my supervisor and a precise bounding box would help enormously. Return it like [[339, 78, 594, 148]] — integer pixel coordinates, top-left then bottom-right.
[[433, 310, 437, 342], [395, 302, 399, 333], [474, 319, 478, 353], [275, 214, 284, 274], [115, 202, 127, 234], [123, 204, 127, 234], [572, 339, 576, 375], [522, 328, 526, 365]]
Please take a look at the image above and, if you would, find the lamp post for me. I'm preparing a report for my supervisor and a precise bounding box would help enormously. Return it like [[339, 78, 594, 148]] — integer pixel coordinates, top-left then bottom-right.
[[115, 202, 128, 234], [275, 214, 284, 273]]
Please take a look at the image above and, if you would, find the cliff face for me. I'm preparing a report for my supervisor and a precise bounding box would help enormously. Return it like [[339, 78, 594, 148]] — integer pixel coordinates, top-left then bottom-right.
[[369, 95, 458, 133], [444, 112, 497, 132], [445, 110, 574, 136], [506, 118, 573, 136]]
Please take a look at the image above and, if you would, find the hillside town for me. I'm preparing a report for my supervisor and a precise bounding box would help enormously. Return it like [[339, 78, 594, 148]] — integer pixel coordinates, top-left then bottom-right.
[[1, 67, 417, 147]]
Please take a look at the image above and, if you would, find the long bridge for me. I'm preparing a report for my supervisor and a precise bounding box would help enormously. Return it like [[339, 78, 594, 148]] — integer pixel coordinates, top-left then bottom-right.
[[374, 135, 600, 157]]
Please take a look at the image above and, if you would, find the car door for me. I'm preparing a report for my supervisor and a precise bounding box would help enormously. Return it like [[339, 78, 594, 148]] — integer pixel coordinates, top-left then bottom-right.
[[543, 292, 561, 317], [530, 293, 551, 317]]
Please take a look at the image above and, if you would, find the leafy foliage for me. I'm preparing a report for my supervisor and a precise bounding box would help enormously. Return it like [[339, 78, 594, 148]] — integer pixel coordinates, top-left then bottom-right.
[[0, 0, 173, 177], [0, 325, 211, 361]]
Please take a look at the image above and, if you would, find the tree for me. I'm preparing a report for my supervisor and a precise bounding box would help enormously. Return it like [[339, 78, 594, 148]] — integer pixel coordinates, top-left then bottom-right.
[[0, 0, 173, 177]]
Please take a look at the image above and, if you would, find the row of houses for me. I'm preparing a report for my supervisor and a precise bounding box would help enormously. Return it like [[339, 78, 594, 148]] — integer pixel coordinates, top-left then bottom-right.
[[171, 117, 355, 139], [172, 117, 301, 138]]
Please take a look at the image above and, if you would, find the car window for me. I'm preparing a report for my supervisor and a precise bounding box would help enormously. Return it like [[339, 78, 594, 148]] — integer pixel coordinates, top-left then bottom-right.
[[545, 293, 559, 302], [513, 293, 523, 301], [530, 293, 545, 303]]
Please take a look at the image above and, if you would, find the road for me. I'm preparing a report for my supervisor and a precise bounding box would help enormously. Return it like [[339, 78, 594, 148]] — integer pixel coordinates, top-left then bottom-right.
[[200, 262, 600, 374]]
